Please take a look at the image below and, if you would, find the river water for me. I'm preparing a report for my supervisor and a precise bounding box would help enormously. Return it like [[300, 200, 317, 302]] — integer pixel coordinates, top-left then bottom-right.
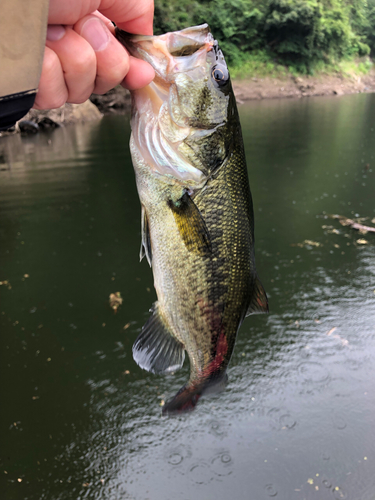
[[1, 93, 375, 500]]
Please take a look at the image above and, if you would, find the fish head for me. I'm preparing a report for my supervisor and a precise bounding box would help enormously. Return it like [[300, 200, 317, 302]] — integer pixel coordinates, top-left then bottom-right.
[[116, 25, 238, 188]]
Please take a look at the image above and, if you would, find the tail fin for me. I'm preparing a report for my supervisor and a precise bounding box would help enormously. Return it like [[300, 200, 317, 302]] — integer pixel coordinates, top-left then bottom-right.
[[162, 374, 228, 416]]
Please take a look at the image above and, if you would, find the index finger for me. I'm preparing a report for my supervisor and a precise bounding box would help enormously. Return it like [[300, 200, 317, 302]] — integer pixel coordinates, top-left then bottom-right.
[[48, 0, 153, 35], [98, 0, 154, 35]]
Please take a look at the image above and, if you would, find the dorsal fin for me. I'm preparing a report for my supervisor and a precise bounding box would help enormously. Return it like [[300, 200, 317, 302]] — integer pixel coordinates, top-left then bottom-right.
[[133, 304, 185, 374], [168, 191, 211, 254], [140, 205, 152, 267], [246, 276, 269, 316]]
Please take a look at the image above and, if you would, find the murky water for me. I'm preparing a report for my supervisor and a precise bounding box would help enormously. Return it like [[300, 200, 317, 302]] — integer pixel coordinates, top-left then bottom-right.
[[1, 93, 375, 500]]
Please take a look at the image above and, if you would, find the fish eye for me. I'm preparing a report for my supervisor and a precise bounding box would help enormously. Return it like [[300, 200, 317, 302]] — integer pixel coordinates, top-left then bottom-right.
[[211, 64, 229, 87]]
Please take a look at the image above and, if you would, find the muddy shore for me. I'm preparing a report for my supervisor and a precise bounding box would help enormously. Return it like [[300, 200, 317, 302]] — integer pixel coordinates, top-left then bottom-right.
[[232, 70, 375, 103]]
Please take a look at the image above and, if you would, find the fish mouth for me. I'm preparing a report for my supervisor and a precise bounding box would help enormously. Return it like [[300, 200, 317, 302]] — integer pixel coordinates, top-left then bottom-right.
[[115, 25, 216, 187], [115, 24, 215, 112], [115, 24, 214, 85]]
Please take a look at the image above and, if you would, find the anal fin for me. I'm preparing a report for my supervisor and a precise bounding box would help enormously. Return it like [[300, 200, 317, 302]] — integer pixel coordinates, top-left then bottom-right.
[[246, 276, 269, 316], [133, 304, 185, 374], [140, 205, 152, 267], [168, 191, 211, 254]]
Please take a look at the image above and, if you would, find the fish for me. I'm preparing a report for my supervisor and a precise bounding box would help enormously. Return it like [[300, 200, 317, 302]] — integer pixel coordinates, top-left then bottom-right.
[[115, 24, 268, 415]]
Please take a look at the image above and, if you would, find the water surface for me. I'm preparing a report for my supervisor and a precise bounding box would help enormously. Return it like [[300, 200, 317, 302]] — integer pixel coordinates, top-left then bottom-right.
[[1, 93, 375, 500]]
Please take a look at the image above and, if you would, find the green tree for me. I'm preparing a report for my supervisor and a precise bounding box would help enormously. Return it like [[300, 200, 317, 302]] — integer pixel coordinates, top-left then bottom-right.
[[153, 0, 372, 72]]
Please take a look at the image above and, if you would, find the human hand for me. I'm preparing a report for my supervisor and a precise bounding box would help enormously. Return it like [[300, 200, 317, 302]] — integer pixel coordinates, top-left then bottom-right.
[[34, 0, 155, 110]]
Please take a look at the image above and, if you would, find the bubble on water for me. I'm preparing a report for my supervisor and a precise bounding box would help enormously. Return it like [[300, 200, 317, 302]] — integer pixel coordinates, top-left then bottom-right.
[[298, 361, 330, 384], [221, 454, 231, 464], [264, 484, 278, 497], [164, 445, 192, 466], [322, 478, 331, 488], [267, 408, 296, 430], [168, 453, 183, 466], [211, 451, 233, 476], [209, 420, 226, 437], [279, 414, 297, 429], [332, 414, 347, 430], [333, 486, 347, 499], [190, 462, 211, 484]]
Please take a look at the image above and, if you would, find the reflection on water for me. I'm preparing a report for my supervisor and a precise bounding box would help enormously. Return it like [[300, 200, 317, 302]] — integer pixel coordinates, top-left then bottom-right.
[[1, 95, 375, 500]]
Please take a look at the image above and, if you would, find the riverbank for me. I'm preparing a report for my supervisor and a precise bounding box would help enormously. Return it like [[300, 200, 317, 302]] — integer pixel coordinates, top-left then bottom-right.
[[232, 70, 375, 103], [92, 68, 375, 113], [2, 69, 375, 135]]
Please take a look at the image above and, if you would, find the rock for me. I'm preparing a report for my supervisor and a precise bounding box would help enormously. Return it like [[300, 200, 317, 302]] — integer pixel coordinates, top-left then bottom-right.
[[18, 120, 39, 134], [292, 76, 303, 85], [15, 100, 103, 134], [90, 86, 131, 114], [38, 117, 60, 130]]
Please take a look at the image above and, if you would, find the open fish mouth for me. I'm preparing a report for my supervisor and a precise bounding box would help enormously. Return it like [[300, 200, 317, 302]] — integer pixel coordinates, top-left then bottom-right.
[[115, 24, 214, 83], [115, 24, 220, 187]]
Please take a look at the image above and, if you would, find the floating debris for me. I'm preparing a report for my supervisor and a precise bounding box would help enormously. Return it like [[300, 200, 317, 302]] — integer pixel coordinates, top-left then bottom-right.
[[304, 240, 321, 247], [109, 292, 123, 313], [327, 214, 375, 235], [292, 240, 322, 248], [356, 239, 368, 245], [326, 327, 349, 346], [326, 327, 337, 336], [123, 322, 131, 330], [322, 225, 340, 235]]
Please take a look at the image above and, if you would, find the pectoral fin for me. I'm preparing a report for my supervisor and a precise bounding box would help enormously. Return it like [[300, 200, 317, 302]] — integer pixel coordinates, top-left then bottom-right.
[[246, 276, 269, 316], [168, 191, 211, 254], [140, 205, 152, 267], [133, 304, 185, 374]]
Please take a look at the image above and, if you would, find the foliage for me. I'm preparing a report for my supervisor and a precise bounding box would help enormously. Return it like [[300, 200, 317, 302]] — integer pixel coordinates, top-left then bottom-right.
[[154, 0, 375, 74], [154, 0, 267, 66], [263, 0, 370, 72], [363, 0, 375, 55]]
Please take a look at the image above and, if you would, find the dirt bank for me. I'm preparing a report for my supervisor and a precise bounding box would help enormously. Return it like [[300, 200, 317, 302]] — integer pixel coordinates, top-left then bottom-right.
[[232, 70, 375, 103]]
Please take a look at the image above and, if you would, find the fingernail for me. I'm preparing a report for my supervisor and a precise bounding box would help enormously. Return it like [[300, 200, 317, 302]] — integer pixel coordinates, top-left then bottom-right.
[[81, 18, 110, 52], [46, 25, 66, 42]]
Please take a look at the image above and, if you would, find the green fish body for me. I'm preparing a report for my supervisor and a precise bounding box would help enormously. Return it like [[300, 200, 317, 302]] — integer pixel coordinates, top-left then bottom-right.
[[116, 25, 268, 414]]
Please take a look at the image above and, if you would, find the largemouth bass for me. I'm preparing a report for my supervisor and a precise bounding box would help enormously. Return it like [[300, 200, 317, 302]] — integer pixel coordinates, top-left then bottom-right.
[[116, 24, 268, 415]]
